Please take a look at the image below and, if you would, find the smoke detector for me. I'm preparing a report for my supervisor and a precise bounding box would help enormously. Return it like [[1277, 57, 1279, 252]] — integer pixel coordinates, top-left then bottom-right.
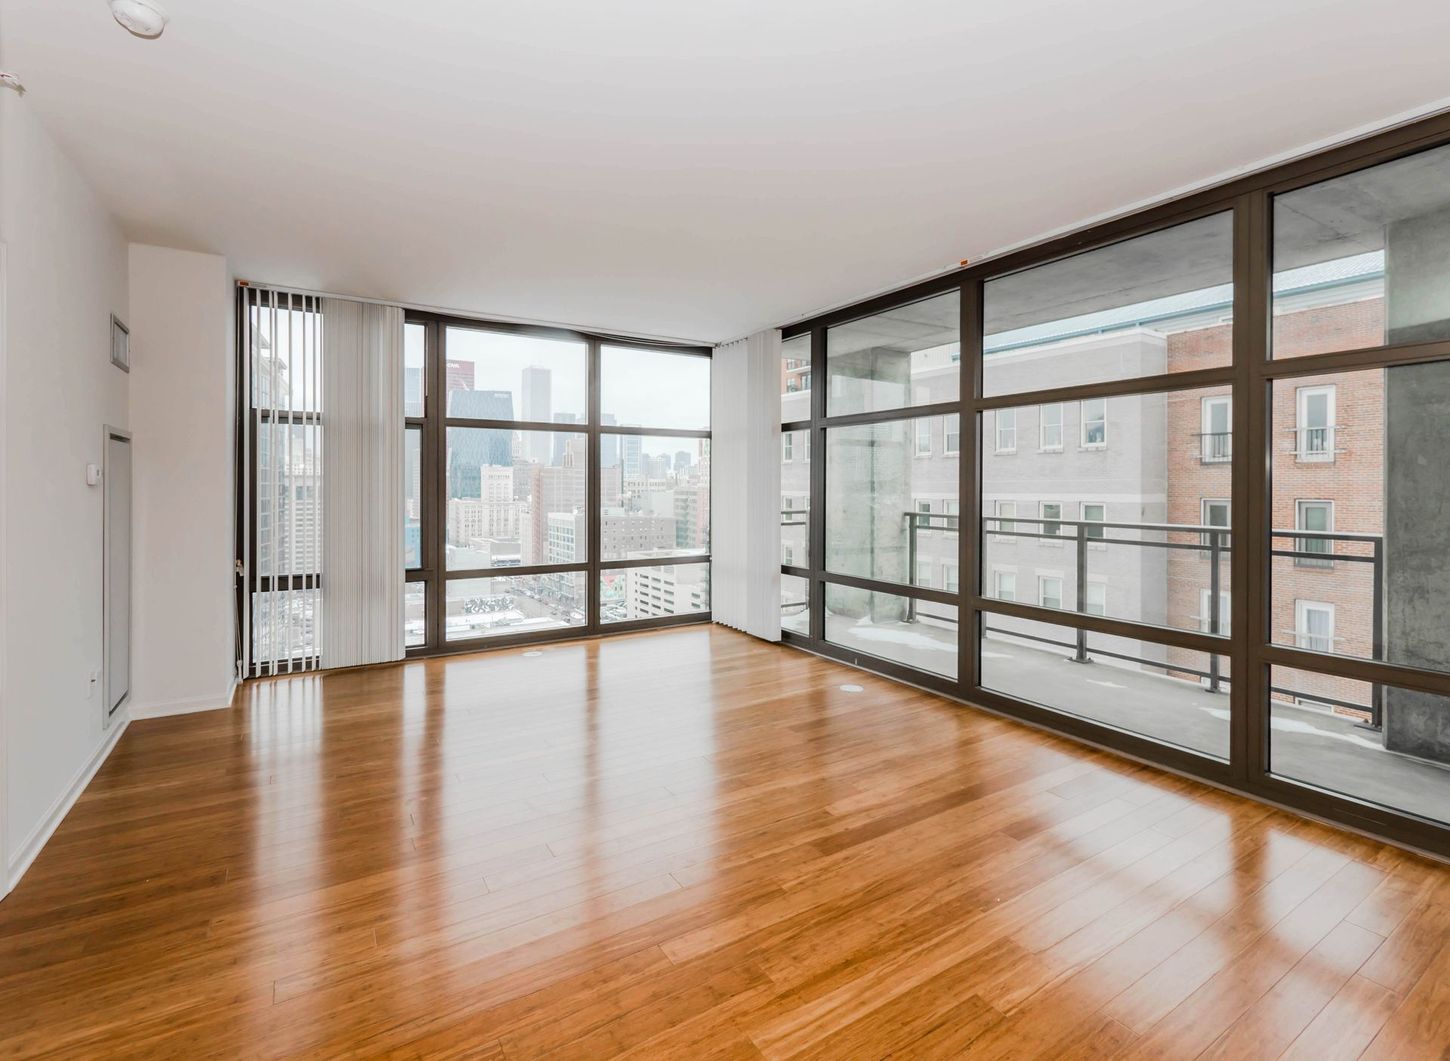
[[110, 0, 169, 39]]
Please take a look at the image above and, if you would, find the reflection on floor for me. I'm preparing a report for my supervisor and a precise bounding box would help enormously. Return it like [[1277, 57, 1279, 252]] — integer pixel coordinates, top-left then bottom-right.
[[2, 626, 1446, 1056], [803, 608, 1448, 826]]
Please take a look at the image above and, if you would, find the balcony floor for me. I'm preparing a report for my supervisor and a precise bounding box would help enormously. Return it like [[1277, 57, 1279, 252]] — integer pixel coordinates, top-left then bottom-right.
[[813, 611, 1450, 828]]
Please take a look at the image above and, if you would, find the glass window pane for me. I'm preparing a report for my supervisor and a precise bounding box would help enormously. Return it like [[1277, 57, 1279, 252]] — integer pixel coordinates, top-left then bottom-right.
[[781, 574, 810, 635], [600, 346, 710, 431], [981, 610, 1228, 759], [600, 436, 709, 562], [824, 584, 957, 679], [1272, 142, 1450, 359], [825, 417, 958, 590], [982, 386, 1231, 636], [781, 333, 812, 423], [445, 573, 587, 641], [826, 290, 959, 416], [249, 299, 322, 412], [599, 564, 710, 624], [446, 428, 587, 570], [1270, 367, 1450, 685], [983, 212, 1233, 398], [251, 588, 319, 665], [404, 322, 426, 418], [781, 428, 810, 568], [1269, 666, 1450, 825], [256, 422, 322, 577], [404, 581, 426, 648], [404, 427, 422, 569], [444, 326, 587, 422]]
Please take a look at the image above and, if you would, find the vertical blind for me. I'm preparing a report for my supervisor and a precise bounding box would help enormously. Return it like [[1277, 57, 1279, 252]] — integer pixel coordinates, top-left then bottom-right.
[[241, 288, 405, 677], [710, 330, 782, 640]]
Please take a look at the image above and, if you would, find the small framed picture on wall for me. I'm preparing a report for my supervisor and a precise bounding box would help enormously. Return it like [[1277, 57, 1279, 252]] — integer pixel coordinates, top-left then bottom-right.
[[110, 314, 130, 372]]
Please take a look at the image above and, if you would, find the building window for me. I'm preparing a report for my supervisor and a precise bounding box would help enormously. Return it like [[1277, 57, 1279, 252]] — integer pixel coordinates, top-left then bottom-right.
[[994, 569, 1017, 601], [1295, 600, 1335, 653], [944, 414, 961, 455], [1295, 500, 1334, 568], [783, 543, 795, 567], [916, 559, 932, 588], [1080, 398, 1107, 448], [943, 499, 960, 530], [1200, 395, 1232, 463], [1085, 581, 1107, 616], [996, 409, 1017, 453], [915, 419, 932, 456], [1081, 502, 1106, 540], [1201, 498, 1230, 549], [1200, 589, 1230, 635], [994, 500, 1017, 543], [782, 433, 793, 462], [1295, 385, 1335, 461], [1040, 501, 1063, 539], [1039, 575, 1064, 610], [943, 562, 959, 593], [1040, 403, 1064, 451]]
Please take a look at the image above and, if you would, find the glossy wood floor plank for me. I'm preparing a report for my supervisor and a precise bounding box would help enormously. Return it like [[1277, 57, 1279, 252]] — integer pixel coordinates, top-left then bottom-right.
[[0, 625, 1446, 1059]]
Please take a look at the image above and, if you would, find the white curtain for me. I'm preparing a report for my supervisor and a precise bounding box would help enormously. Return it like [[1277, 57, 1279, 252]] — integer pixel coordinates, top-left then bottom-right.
[[320, 298, 405, 668], [711, 330, 782, 640]]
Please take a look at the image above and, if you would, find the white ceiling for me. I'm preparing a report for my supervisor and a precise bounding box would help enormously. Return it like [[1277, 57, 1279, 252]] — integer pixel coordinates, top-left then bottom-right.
[[5, 0, 1450, 343]]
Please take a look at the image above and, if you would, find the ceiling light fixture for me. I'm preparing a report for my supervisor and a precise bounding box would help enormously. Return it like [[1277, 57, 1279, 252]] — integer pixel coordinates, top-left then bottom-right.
[[110, 0, 169, 39]]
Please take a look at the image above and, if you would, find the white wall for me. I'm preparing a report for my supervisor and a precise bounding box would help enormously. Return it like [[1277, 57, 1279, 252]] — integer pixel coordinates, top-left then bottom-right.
[[128, 245, 236, 719], [0, 89, 131, 893]]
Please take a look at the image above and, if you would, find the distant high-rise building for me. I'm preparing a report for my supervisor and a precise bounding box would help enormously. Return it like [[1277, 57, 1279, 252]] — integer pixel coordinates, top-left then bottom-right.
[[600, 414, 620, 468], [404, 366, 424, 414], [445, 359, 476, 399], [552, 413, 580, 464], [621, 433, 643, 481], [674, 450, 691, 473], [447, 390, 513, 497], [521, 365, 553, 465]]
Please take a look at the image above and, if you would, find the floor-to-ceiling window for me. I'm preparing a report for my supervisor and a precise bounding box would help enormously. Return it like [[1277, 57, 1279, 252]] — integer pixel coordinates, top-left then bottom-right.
[[405, 316, 711, 652], [778, 118, 1450, 856]]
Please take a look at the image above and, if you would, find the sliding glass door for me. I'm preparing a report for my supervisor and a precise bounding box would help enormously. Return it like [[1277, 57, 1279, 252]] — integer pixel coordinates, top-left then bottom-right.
[[777, 118, 1450, 857]]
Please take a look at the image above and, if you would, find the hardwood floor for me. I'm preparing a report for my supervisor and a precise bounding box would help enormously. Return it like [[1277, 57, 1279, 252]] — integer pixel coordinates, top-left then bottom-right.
[[2, 625, 1447, 1059]]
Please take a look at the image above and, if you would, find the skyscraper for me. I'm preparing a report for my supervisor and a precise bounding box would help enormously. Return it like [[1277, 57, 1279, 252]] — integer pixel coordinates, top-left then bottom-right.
[[621, 432, 643, 482], [600, 413, 620, 469], [448, 390, 514, 497], [521, 365, 553, 465]]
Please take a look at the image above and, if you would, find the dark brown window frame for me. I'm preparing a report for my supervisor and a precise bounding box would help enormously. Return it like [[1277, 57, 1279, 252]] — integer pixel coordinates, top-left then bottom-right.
[[778, 109, 1450, 860], [404, 311, 712, 657], [237, 297, 712, 671]]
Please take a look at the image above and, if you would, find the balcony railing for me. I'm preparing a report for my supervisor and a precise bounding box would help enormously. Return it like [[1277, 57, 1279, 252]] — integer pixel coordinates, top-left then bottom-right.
[[1289, 424, 1337, 460], [1195, 431, 1232, 463], [778, 507, 1386, 727]]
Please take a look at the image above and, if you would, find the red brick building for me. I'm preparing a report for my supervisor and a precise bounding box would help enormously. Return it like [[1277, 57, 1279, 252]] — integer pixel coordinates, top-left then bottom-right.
[[1165, 297, 1386, 715]]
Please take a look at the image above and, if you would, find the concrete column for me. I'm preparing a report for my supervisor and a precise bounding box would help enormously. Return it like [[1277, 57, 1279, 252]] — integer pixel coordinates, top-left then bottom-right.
[[1382, 209, 1450, 762]]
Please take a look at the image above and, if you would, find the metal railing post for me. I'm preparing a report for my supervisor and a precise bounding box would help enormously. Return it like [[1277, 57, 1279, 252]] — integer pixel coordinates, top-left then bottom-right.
[[907, 513, 917, 623], [1371, 536, 1384, 729], [1073, 521, 1089, 663], [1208, 529, 1222, 693]]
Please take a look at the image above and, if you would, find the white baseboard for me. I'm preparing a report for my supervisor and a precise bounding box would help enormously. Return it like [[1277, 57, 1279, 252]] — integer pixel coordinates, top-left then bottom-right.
[[5, 713, 131, 898], [129, 680, 237, 720]]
